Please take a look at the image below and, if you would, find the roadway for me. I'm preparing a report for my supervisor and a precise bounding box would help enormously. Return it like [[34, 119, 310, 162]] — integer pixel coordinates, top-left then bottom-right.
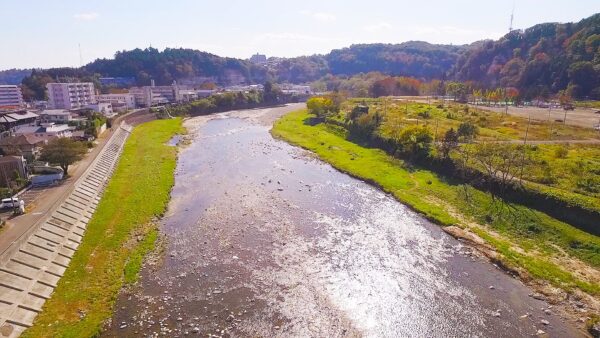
[[0, 109, 150, 256]]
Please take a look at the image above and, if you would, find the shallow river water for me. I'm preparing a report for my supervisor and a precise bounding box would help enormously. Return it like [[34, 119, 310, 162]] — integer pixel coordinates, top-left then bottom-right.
[[103, 104, 583, 337]]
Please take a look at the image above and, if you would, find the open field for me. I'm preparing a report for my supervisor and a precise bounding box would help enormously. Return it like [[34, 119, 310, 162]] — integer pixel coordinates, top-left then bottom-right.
[[476, 105, 600, 130], [356, 99, 600, 141], [21, 118, 183, 338], [395, 96, 600, 130], [342, 99, 600, 210], [272, 110, 600, 303]]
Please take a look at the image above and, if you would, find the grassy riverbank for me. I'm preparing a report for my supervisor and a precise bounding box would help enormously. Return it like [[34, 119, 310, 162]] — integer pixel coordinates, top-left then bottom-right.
[[272, 110, 600, 297], [23, 118, 184, 337]]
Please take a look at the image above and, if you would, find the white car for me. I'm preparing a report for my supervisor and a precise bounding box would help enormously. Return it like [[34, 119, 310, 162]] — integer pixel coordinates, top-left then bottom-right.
[[0, 197, 20, 209]]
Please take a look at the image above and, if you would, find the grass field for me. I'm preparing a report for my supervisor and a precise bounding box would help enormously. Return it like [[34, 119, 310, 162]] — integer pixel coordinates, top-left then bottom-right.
[[22, 118, 184, 338], [272, 109, 600, 296], [349, 99, 600, 141]]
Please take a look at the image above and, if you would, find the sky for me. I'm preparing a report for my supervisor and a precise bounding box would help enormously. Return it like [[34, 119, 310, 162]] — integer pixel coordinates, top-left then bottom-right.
[[0, 0, 598, 69]]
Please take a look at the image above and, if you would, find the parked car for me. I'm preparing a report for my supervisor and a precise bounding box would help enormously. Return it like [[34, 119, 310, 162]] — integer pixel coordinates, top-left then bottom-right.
[[0, 197, 20, 209]]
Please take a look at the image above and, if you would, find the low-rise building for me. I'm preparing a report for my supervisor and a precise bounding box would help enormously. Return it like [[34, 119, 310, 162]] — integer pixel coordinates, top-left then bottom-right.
[[39, 109, 72, 124], [14, 123, 73, 138], [0, 134, 48, 160], [85, 102, 114, 117], [96, 93, 136, 111], [0, 110, 39, 130], [47, 82, 96, 109], [0, 155, 28, 188], [0, 85, 24, 110], [129, 85, 176, 107]]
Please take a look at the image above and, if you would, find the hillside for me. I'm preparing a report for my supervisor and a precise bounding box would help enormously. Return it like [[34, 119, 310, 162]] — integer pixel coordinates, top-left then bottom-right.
[[325, 41, 467, 78], [12, 13, 600, 100], [0, 68, 32, 85], [452, 13, 600, 99]]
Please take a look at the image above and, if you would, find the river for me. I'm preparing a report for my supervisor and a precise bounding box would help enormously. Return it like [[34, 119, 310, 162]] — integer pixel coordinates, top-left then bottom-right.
[[102, 104, 582, 337]]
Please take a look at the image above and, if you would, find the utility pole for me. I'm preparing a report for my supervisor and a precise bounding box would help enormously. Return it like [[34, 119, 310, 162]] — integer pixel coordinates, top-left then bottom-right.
[[520, 114, 531, 180]]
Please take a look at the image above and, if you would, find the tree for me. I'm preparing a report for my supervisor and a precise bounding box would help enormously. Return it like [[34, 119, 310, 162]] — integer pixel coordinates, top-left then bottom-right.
[[440, 128, 459, 158], [40, 138, 87, 175], [445, 82, 468, 102], [396, 126, 433, 159], [457, 122, 479, 142], [567, 61, 597, 98], [306, 96, 339, 119], [471, 143, 533, 199]]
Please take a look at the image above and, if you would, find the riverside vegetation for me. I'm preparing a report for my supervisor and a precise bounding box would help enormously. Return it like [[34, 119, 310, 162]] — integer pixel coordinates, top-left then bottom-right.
[[271, 99, 600, 327], [22, 118, 184, 337]]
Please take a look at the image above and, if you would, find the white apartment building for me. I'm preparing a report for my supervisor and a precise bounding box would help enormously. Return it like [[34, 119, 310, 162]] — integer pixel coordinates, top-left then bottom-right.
[[96, 94, 136, 110], [46, 82, 96, 109], [0, 85, 24, 109]]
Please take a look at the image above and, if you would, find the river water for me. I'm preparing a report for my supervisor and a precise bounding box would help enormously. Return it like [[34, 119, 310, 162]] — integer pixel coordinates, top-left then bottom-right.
[[103, 104, 582, 337]]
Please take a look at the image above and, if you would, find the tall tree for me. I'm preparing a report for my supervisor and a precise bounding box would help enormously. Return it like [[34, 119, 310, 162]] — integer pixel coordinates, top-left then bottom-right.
[[40, 138, 88, 175]]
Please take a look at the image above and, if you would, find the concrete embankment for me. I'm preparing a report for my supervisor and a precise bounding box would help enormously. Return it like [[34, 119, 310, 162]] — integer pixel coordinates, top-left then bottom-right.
[[0, 123, 133, 338]]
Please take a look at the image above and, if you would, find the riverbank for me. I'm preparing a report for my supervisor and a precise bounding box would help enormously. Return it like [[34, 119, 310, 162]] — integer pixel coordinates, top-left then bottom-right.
[[271, 109, 600, 329], [22, 118, 184, 337]]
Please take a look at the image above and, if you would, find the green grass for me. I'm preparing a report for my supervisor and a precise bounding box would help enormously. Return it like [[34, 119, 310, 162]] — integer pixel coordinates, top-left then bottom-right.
[[23, 118, 184, 338], [272, 109, 600, 295], [347, 99, 600, 141]]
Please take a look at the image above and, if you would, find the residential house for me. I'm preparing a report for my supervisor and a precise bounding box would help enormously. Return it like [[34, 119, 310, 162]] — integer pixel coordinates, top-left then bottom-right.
[[14, 123, 73, 138], [0, 155, 28, 188], [0, 110, 39, 131], [0, 134, 48, 160], [39, 109, 72, 124], [85, 102, 115, 117]]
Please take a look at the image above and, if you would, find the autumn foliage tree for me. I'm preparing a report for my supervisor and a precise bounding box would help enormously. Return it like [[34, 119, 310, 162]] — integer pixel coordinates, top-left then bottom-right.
[[306, 96, 340, 119]]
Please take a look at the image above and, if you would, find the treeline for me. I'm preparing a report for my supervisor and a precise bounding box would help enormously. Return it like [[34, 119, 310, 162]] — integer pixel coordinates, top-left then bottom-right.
[[166, 82, 293, 116], [0, 69, 32, 85]]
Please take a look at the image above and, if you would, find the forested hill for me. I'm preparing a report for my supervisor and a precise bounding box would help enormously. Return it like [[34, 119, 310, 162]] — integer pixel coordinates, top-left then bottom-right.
[[10, 13, 600, 100], [452, 13, 600, 99], [325, 41, 467, 78], [0, 69, 32, 85], [85, 48, 268, 86]]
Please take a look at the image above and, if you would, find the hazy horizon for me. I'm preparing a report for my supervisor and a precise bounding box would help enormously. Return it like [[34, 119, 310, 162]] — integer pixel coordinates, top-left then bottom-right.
[[1, 0, 598, 69]]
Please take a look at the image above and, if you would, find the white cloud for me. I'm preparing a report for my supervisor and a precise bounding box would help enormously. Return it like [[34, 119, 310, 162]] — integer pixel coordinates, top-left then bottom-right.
[[364, 22, 392, 33], [73, 12, 99, 21], [300, 10, 336, 22]]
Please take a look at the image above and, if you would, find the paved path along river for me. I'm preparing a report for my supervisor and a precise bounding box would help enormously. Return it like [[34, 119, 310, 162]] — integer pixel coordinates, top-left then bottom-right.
[[103, 104, 583, 337]]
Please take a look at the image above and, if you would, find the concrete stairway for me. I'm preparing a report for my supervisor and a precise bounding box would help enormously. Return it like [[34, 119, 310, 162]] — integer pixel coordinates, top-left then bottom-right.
[[0, 123, 132, 337]]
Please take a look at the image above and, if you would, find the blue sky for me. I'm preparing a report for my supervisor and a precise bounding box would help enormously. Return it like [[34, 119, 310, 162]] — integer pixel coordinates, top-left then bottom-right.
[[0, 0, 598, 69]]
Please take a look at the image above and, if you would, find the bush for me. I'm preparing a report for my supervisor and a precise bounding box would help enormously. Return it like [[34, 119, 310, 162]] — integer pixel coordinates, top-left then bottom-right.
[[307, 96, 339, 119], [396, 125, 433, 158], [457, 122, 479, 141], [554, 146, 569, 158]]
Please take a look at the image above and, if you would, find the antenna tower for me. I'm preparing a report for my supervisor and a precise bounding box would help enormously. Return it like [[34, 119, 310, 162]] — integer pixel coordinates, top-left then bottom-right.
[[79, 43, 83, 67], [509, 1, 515, 32]]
